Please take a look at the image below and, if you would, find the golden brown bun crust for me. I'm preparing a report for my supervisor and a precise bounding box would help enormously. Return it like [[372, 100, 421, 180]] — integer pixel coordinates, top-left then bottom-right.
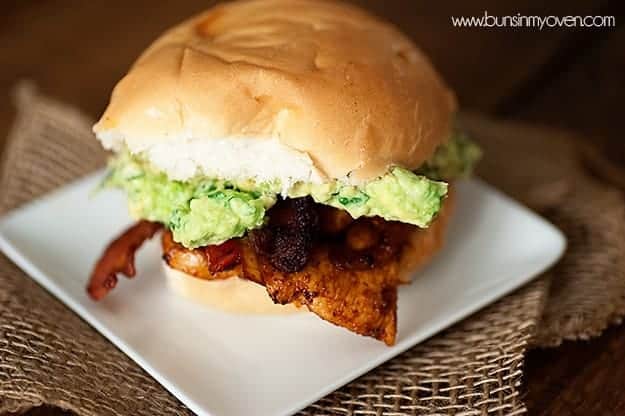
[[94, 0, 456, 181], [163, 189, 454, 314]]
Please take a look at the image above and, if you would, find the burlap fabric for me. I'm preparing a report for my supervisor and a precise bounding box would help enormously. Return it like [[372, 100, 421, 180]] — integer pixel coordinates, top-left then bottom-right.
[[0, 84, 623, 415]]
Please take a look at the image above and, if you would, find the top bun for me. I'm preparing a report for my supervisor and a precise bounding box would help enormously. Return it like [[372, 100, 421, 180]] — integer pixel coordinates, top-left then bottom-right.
[[94, 0, 456, 184]]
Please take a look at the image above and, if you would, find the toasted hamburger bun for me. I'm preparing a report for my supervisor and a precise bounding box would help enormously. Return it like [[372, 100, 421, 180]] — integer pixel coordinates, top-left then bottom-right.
[[163, 190, 454, 314], [93, 0, 456, 185]]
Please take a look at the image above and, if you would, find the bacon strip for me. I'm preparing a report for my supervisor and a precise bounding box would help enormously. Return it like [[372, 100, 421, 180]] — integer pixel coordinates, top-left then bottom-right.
[[87, 220, 162, 300], [205, 240, 241, 273], [161, 230, 241, 280]]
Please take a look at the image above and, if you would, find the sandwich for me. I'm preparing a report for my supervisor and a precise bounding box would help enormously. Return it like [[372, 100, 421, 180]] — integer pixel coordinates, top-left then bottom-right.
[[87, 0, 481, 345]]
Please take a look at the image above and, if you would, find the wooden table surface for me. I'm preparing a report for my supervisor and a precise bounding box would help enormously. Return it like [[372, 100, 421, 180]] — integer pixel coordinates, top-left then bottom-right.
[[1, 1, 624, 415]]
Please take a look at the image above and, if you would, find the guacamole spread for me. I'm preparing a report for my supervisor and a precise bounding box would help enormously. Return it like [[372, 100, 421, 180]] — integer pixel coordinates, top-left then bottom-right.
[[287, 167, 447, 227], [104, 132, 480, 248], [416, 131, 482, 180]]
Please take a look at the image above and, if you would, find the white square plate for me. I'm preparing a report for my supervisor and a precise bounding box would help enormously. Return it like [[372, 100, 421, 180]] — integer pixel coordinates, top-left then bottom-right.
[[0, 173, 565, 416]]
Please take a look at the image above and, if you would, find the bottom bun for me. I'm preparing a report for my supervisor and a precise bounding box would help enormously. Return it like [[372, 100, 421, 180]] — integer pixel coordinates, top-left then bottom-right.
[[163, 263, 304, 315]]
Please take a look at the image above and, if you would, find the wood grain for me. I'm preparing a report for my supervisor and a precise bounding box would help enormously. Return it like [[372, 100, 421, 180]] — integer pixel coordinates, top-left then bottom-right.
[[526, 327, 625, 416], [1, 1, 624, 415]]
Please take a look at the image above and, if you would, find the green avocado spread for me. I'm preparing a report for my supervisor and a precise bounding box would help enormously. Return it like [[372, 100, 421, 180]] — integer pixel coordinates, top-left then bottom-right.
[[104, 131, 480, 248], [287, 167, 447, 227]]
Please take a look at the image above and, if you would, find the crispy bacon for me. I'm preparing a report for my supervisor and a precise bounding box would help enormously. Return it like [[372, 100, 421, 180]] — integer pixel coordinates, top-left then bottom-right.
[[162, 230, 241, 279], [205, 240, 241, 273], [87, 220, 162, 300]]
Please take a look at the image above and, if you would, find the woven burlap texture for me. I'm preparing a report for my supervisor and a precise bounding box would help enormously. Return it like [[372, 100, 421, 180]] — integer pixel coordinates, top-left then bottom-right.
[[0, 84, 623, 416], [460, 115, 625, 347]]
